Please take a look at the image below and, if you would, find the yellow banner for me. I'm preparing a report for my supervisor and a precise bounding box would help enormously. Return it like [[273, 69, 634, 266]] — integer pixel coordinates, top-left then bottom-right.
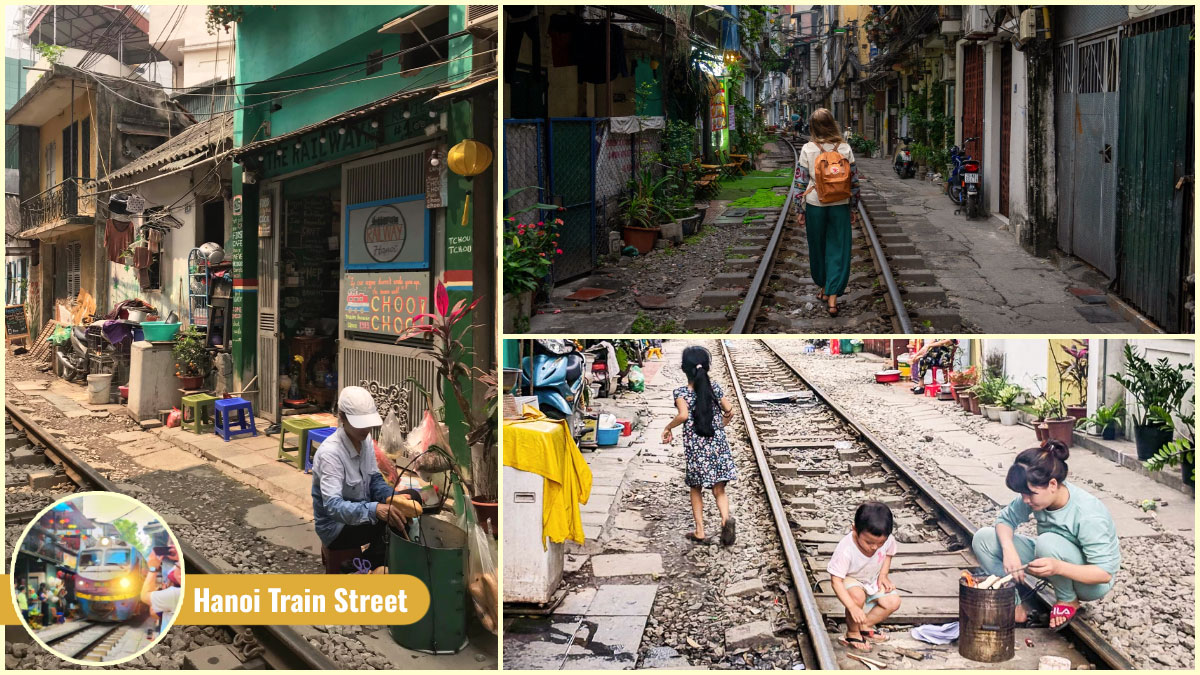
[[0, 574, 430, 626], [176, 575, 430, 625]]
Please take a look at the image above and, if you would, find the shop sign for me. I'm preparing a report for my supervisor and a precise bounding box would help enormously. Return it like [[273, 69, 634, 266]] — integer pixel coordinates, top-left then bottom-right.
[[425, 147, 447, 209], [258, 102, 435, 179], [344, 271, 429, 336], [345, 195, 429, 270], [258, 191, 273, 238]]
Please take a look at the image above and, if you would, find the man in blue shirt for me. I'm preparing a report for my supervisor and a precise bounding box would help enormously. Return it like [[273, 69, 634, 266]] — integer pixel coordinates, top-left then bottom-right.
[[311, 386, 421, 572]]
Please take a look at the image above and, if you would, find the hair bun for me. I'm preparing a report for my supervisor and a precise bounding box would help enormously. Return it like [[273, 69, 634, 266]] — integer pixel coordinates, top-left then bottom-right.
[[1043, 439, 1070, 461]]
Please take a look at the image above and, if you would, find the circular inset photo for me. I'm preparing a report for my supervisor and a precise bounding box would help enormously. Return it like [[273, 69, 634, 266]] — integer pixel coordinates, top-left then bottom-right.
[[10, 492, 185, 666]]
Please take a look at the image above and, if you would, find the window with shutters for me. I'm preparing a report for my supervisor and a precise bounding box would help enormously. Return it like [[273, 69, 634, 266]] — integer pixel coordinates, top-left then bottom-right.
[[66, 240, 82, 299], [81, 119, 91, 179]]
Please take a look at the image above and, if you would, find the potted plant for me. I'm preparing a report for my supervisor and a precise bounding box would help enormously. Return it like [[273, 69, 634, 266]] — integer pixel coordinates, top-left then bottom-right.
[[1032, 396, 1058, 443], [1055, 340, 1089, 420], [172, 327, 212, 390], [1143, 394, 1195, 487], [997, 385, 1022, 426], [976, 376, 1007, 421], [619, 168, 674, 254], [1076, 400, 1125, 440], [1039, 394, 1076, 447], [1109, 344, 1195, 461], [950, 366, 977, 407], [502, 188, 564, 332]]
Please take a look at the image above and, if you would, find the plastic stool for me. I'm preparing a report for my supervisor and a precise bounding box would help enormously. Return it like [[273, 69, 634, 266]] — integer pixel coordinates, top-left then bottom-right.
[[181, 393, 217, 434], [305, 427, 338, 472], [278, 417, 325, 469], [647, 347, 663, 360], [214, 397, 258, 442]]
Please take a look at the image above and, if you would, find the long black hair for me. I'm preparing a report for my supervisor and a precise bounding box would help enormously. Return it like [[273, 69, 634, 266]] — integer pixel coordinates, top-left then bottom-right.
[[1005, 440, 1070, 494], [682, 346, 718, 437]]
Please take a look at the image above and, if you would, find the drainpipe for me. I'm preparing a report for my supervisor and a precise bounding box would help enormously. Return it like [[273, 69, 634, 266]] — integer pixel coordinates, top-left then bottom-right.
[[605, 9, 613, 119]]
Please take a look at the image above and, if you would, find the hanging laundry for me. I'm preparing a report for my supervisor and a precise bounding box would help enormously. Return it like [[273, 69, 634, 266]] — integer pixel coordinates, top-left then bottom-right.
[[132, 245, 153, 270], [575, 23, 629, 84], [147, 228, 163, 254], [105, 219, 133, 264], [546, 13, 580, 67]]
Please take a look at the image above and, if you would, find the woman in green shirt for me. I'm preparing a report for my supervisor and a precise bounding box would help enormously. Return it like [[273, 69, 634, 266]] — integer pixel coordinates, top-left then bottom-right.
[[971, 440, 1121, 631]]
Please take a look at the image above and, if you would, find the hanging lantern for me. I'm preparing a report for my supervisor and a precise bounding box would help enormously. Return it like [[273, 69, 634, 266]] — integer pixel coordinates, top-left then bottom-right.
[[447, 139, 493, 227]]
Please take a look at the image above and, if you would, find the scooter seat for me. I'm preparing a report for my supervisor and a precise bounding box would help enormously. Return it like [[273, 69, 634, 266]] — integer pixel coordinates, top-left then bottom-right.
[[564, 353, 585, 381]]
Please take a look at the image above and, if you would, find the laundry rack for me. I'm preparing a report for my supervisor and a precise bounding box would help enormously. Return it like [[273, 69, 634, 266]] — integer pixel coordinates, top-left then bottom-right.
[[187, 248, 233, 350]]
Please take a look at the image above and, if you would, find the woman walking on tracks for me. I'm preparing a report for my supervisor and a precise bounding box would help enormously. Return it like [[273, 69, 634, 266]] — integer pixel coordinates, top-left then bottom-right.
[[795, 108, 861, 316], [971, 440, 1121, 631], [662, 346, 738, 546]]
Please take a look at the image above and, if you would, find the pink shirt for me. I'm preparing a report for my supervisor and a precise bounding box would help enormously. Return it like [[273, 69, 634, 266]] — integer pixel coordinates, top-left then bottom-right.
[[827, 531, 897, 596]]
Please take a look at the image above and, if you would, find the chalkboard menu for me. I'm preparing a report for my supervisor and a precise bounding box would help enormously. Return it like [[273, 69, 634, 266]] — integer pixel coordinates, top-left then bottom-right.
[[5, 305, 29, 343]]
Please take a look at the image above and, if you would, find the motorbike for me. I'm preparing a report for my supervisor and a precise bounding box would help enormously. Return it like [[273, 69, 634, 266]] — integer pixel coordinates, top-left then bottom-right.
[[947, 137, 983, 219], [55, 324, 93, 383], [893, 136, 917, 178], [517, 339, 587, 438], [584, 341, 617, 398]]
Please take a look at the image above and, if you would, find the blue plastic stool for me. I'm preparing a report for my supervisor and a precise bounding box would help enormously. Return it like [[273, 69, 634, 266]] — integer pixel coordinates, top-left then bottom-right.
[[304, 427, 338, 473], [214, 397, 258, 442]]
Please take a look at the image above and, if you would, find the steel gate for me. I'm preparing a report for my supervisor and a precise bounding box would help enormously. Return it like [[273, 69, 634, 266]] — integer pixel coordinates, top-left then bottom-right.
[[1075, 34, 1120, 277], [999, 45, 1012, 217], [962, 46, 984, 165], [1116, 22, 1192, 332], [548, 118, 598, 282], [503, 119, 546, 227]]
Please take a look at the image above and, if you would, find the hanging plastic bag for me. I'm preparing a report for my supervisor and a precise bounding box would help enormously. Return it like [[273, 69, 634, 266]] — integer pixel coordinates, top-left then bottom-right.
[[627, 365, 645, 393], [405, 410, 454, 476], [459, 508, 498, 634]]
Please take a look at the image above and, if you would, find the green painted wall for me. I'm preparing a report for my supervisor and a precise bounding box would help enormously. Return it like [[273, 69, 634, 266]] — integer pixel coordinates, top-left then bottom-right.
[[6, 57, 32, 170]]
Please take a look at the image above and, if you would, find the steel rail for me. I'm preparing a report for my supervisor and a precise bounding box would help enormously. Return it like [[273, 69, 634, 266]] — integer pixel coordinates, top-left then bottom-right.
[[731, 136, 800, 334], [857, 201, 913, 333], [6, 404, 338, 670], [758, 343, 1136, 670], [719, 340, 840, 670]]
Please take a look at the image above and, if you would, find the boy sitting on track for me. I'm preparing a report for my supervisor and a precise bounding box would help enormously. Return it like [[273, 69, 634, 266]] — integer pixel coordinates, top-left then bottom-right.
[[828, 502, 902, 651]]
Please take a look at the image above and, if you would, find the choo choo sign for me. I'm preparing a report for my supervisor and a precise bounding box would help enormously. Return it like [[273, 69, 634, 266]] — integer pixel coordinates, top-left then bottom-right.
[[343, 272, 429, 337], [346, 196, 429, 270]]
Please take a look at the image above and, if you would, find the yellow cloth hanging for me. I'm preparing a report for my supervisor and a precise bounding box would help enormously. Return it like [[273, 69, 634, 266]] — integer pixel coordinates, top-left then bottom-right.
[[503, 406, 593, 549]]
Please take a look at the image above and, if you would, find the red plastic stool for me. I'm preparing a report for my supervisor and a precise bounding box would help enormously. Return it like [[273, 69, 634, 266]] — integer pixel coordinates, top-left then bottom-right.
[[926, 367, 948, 397]]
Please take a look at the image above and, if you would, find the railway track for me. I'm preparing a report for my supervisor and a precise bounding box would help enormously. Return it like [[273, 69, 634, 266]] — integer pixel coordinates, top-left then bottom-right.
[[719, 339, 1133, 670], [5, 404, 337, 670], [727, 135, 912, 334]]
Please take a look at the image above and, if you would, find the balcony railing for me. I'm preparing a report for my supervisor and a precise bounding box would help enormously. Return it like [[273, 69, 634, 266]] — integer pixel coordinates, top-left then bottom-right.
[[20, 177, 98, 233]]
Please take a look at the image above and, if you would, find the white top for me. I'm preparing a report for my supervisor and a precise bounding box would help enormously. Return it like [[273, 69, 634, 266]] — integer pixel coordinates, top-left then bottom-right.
[[797, 141, 856, 207], [150, 585, 182, 631], [826, 531, 897, 596]]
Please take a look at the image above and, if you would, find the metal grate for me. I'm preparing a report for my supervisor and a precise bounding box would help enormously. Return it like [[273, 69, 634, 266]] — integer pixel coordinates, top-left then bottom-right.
[[340, 341, 439, 428], [1078, 39, 1106, 94], [1056, 44, 1073, 94], [549, 119, 597, 281], [258, 335, 278, 419], [346, 149, 424, 204], [468, 5, 497, 22], [502, 121, 545, 226]]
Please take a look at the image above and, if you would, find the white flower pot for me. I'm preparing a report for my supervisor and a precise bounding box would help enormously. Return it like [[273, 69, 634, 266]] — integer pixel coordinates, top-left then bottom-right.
[[999, 410, 1020, 426], [984, 405, 1001, 421]]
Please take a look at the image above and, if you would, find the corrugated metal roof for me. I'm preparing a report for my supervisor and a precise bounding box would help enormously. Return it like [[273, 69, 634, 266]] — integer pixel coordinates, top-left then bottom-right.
[[105, 112, 234, 182], [232, 71, 496, 160]]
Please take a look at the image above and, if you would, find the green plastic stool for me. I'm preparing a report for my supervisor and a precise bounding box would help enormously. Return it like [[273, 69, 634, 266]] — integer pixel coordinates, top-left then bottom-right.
[[181, 393, 218, 434], [278, 417, 325, 469]]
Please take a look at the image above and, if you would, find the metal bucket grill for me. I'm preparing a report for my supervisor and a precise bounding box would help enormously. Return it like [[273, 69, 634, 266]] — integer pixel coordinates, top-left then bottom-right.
[[959, 575, 1016, 662]]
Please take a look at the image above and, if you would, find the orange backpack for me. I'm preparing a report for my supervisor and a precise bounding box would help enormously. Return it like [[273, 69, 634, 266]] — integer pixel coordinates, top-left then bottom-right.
[[802, 143, 852, 204]]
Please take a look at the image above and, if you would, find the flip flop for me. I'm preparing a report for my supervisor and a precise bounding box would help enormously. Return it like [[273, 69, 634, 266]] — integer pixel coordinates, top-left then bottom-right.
[[720, 517, 737, 546], [861, 629, 888, 643], [684, 533, 711, 545], [839, 635, 872, 651], [1050, 603, 1078, 632]]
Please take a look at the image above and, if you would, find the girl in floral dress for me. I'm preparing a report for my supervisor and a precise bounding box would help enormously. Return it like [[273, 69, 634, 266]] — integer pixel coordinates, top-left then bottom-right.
[[662, 346, 739, 546]]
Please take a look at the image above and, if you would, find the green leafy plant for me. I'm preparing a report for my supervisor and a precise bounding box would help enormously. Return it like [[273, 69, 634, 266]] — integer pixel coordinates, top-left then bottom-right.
[[1034, 394, 1065, 421], [1144, 393, 1194, 480], [847, 133, 878, 157], [996, 385, 1022, 411], [206, 5, 246, 34], [111, 519, 148, 557], [397, 281, 496, 497], [972, 375, 1008, 406], [1109, 344, 1194, 428], [33, 43, 65, 65], [1077, 400, 1126, 432], [172, 327, 212, 378], [619, 167, 675, 228], [502, 186, 563, 297]]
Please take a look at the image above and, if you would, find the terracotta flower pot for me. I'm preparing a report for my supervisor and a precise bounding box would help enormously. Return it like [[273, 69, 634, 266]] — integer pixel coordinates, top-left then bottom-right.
[[178, 375, 204, 390], [622, 226, 660, 255], [1035, 422, 1049, 443], [1065, 405, 1087, 421], [968, 395, 981, 415], [1045, 417, 1077, 447]]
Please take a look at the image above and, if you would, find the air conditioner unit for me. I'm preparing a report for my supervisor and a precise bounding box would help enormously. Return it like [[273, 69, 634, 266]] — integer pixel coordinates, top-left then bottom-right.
[[466, 5, 497, 31], [1019, 8, 1037, 44], [963, 5, 997, 39], [941, 53, 956, 82], [1128, 5, 1160, 19]]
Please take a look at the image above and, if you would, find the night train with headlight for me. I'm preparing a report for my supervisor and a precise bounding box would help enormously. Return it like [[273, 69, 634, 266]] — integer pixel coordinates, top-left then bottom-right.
[[73, 538, 148, 622]]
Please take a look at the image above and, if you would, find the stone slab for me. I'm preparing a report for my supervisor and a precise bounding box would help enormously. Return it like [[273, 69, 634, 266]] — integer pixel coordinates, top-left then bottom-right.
[[587, 584, 658, 616], [132, 447, 206, 471], [590, 554, 663, 577], [555, 587, 598, 615], [563, 615, 649, 669]]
